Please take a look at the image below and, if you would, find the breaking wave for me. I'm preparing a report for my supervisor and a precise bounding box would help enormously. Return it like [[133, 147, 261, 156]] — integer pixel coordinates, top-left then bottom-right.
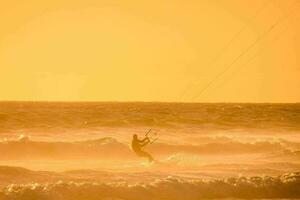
[[0, 137, 132, 160], [1, 172, 300, 200]]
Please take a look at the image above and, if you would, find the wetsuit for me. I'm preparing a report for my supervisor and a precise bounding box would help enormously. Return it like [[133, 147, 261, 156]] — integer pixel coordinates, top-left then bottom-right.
[[131, 137, 154, 162]]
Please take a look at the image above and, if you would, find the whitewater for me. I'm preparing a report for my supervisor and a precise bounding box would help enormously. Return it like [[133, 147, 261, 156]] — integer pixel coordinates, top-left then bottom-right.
[[0, 101, 299, 199]]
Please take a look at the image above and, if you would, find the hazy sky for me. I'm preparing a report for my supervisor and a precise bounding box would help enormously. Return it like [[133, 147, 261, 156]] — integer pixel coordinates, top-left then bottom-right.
[[0, 0, 299, 102]]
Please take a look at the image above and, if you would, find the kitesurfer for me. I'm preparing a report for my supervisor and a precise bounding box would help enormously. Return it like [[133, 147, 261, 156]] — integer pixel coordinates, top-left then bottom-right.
[[131, 134, 154, 162]]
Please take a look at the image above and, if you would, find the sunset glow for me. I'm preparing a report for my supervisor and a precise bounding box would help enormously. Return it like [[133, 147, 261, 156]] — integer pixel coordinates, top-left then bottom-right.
[[1, 0, 299, 102], [0, 1, 300, 199]]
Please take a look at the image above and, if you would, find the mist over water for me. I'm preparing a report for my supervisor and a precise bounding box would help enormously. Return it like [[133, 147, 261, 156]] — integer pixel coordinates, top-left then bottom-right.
[[0, 102, 300, 199]]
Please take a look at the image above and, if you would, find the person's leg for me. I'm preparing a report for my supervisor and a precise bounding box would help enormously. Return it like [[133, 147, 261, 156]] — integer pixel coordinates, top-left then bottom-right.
[[137, 150, 154, 162]]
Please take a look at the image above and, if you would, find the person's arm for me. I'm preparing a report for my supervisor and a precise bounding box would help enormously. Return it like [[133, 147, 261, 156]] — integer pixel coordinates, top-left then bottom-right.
[[140, 137, 149, 143], [138, 137, 150, 146], [140, 139, 150, 147]]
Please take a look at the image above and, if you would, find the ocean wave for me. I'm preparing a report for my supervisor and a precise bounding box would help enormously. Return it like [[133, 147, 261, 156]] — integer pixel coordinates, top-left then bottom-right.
[[148, 140, 287, 155], [0, 136, 293, 160], [0, 137, 133, 160], [1, 172, 300, 200]]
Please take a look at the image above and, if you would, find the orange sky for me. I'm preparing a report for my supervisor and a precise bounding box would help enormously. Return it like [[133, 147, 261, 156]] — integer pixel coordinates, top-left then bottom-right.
[[0, 0, 299, 102]]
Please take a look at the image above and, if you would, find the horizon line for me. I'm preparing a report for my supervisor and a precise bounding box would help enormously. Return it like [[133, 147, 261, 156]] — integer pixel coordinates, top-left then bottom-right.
[[0, 100, 299, 104]]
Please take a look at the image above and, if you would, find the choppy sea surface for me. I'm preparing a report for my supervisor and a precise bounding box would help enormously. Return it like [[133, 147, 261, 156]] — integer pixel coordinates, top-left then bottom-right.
[[0, 101, 299, 199]]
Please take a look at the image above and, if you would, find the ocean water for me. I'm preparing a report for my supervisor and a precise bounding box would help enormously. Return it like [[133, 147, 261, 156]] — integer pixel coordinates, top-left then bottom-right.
[[0, 101, 299, 199], [1, 102, 299, 135]]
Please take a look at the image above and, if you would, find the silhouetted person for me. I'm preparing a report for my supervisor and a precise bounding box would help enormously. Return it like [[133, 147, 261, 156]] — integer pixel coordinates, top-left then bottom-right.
[[131, 134, 154, 162]]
